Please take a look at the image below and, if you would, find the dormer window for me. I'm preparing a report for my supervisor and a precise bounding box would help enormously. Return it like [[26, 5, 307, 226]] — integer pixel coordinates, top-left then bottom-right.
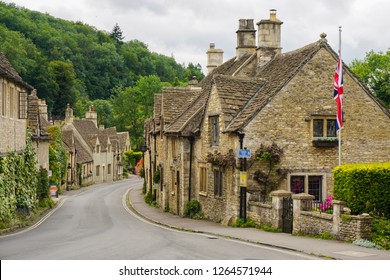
[[96, 144, 100, 153]]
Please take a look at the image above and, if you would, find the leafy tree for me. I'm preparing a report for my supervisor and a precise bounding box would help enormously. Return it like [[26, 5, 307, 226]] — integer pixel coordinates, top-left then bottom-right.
[[48, 60, 78, 117], [350, 50, 390, 107], [112, 75, 162, 149], [91, 99, 113, 128]]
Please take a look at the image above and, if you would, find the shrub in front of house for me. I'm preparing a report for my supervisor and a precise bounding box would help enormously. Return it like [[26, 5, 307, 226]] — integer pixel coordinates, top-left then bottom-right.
[[333, 162, 390, 216], [184, 200, 203, 219]]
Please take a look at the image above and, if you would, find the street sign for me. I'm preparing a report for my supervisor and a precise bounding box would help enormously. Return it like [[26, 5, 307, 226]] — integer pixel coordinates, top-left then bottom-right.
[[240, 171, 248, 187], [237, 149, 251, 158]]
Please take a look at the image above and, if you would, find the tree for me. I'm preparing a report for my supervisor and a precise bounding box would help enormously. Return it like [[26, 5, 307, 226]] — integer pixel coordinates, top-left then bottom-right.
[[350, 50, 390, 107], [112, 75, 162, 149], [48, 60, 78, 117], [110, 23, 124, 42]]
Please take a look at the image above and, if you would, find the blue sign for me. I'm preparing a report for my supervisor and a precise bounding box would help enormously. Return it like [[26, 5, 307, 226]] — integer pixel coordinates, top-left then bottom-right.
[[237, 149, 251, 158]]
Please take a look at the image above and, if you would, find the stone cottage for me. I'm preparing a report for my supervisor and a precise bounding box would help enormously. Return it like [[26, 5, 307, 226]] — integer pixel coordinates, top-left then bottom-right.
[[144, 10, 390, 222], [0, 52, 50, 172], [0, 52, 33, 155], [62, 105, 131, 188]]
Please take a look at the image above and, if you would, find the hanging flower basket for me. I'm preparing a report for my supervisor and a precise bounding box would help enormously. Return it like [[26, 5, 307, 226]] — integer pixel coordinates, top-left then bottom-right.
[[206, 149, 236, 168]]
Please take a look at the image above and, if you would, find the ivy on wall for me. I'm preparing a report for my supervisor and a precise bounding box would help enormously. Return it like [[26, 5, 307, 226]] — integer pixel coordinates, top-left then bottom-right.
[[0, 131, 38, 222], [47, 126, 68, 190]]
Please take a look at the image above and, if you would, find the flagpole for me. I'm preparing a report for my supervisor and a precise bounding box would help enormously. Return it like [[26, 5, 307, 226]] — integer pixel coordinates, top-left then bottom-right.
[[338, 26, 342, 166]]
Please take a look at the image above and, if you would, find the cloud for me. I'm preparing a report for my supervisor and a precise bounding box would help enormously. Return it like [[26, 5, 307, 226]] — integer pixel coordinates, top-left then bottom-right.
[[3, 0, 390, 72]]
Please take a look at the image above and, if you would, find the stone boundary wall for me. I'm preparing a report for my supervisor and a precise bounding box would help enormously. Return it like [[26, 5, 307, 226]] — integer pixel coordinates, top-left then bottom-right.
[[247, 191, 372, 241]]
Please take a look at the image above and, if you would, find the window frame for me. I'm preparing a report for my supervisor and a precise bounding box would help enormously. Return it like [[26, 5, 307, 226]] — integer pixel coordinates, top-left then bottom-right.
[[312, 116, 337, 139], [213, 168, 223, 197], [209, 115, 220, 147], [199, 166, 207, 193], [289, 173, 325, 202]]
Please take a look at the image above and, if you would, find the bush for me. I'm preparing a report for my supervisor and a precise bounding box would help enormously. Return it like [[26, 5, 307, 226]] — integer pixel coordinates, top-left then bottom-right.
[[184, 200, 202, 219], [333, 162, 390, 215], [371, 216, 390, 250]]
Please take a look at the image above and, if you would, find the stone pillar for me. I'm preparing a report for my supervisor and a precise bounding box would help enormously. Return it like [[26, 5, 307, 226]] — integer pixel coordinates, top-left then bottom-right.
[[270, 190, 292, 229], [292, 193, 314, 234], [332, 200, 345, 238]]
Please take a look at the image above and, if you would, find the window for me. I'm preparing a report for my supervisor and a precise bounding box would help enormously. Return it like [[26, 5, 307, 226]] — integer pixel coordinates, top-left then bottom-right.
[[291, 176, 304, 193], [289, 174, 323, 201], [308, 176, 322, 201], [2, 82, 6, 116], [210, 116, 219, 146], [108, 164, 111, 175], [96, 145, 100, 153], [96, 165, 100, 176], [313, 118, 337, 138], [19, 91, 28, 119], [199, 167, 207, 193], [214, 169, 223, 197], [10, 87, 14, 118]]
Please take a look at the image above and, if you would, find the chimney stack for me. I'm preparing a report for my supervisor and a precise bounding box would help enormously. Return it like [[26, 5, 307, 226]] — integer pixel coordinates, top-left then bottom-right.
[[206, 43, 223, 74], [85, 104, 97, 127], [38, 99, 48, 121], [236, 19, 256, 59], [256, 9, 283, 66], [65, 104, 74, 124]]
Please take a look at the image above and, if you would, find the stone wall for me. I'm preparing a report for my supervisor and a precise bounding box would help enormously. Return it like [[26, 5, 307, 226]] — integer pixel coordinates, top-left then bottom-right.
[[247, 191, 372, 242]]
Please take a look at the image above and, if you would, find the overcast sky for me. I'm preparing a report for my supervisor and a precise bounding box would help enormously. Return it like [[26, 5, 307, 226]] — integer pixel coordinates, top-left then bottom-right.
[[3, 0, 390, 72]]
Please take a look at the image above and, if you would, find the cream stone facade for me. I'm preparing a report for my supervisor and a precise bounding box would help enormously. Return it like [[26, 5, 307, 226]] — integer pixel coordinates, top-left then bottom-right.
[[62, 105, 130, 188], [144, 11, 390, 223], [0, 52, 33, 155]]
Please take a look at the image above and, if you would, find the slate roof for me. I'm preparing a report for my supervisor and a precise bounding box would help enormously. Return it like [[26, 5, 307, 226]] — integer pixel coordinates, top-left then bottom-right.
[[164, 54, 252, 135], [226, 41, 323, 132], [213, 74, 267, 127], [0, 52, 33, 90], [161, 38, 390, 137]]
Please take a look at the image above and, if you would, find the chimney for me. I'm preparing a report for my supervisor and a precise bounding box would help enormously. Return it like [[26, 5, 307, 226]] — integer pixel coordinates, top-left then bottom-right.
[[206, 43, 223, 74], [85, 104, 97, 127], [236, 19, 256, 59], [256, 9, 283, 66], [65, 104, 74, 124], [38, 99, 48, 121]]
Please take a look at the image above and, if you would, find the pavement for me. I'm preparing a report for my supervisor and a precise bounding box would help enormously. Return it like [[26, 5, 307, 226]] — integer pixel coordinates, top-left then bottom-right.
[[127, 185, 390, 260]]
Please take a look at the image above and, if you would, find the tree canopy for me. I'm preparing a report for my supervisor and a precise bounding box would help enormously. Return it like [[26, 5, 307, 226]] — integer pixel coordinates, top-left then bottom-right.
[[0, 2, 204, 149], [0, 2, 204, 117], [349, 50, 390, 108]]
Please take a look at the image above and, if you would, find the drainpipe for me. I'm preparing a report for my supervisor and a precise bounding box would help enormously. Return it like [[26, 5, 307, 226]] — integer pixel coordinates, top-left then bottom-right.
[[237, 131, 246, 221], [188, 135, 195, 202]]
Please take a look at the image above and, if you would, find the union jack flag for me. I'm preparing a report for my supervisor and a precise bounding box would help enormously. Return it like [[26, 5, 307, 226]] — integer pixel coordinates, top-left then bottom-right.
[[333, 57, 344, 131]]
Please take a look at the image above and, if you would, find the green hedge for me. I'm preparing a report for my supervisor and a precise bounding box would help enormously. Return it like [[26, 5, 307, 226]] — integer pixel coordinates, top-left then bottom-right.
[[333, 162, 390, 215]]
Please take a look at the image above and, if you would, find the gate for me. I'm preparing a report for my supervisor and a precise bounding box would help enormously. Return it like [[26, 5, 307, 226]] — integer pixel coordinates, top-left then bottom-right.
[[282, 197, 293, 233]]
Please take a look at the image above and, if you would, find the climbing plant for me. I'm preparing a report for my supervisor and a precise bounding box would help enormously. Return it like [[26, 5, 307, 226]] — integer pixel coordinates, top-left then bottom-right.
[[47, 126, 68, 191], [251, 143, 285, 198], [0, 131, 39, 221]]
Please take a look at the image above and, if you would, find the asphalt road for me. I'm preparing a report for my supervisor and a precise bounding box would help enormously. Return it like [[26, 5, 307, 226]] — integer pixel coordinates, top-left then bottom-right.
[[0, 177, 318, 260]]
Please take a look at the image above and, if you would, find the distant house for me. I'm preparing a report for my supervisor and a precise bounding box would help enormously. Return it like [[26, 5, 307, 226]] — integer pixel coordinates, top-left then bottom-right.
[[145, 10, 390, 221], [62, 105, 131, 188]]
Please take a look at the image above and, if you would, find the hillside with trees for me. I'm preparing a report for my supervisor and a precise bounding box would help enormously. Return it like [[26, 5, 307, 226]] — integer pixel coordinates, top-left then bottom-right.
[[0, 2, 204, 148]]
